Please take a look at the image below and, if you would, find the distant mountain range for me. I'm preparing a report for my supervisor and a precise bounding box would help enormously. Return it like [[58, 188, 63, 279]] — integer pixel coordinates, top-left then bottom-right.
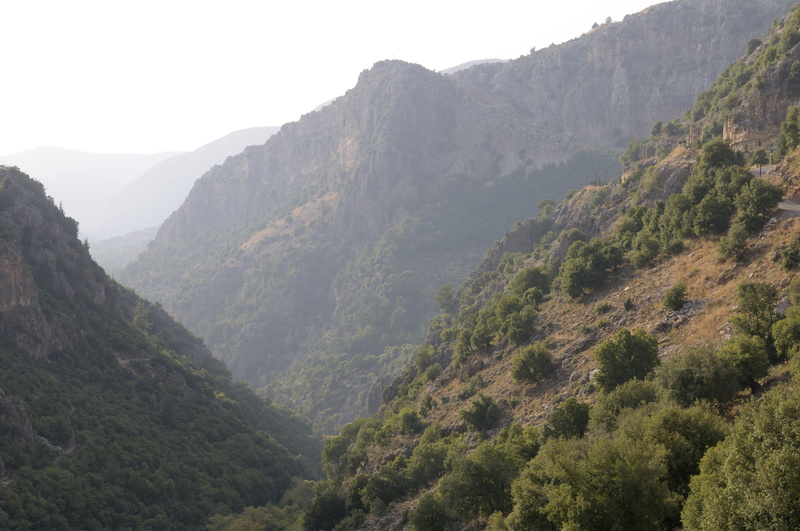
[[95, 126, 280, 238], [0, 126, 278, 240]]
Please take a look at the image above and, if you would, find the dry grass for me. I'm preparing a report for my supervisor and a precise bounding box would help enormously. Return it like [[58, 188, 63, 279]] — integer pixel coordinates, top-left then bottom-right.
[[414, 209, 800, 437]]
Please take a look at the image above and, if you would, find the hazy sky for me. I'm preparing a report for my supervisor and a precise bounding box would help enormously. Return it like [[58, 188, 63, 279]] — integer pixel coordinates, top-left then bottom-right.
[[1, 0, 665, 156]]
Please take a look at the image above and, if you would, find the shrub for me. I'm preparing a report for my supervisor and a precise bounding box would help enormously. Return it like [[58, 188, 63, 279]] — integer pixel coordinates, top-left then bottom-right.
[[594, 328, 660, 392], [409, 493, 448, 530], [718, 221, 748, 261], [655, 346, 739, 407], [663, 282, 687, 311], [511, 342, 554, 384], [719, 335, 770, 392], [779, 242, 800, 270], [543, 397, 590, 439], [461, 394, 500, 432], [590, 379, 661, 432]]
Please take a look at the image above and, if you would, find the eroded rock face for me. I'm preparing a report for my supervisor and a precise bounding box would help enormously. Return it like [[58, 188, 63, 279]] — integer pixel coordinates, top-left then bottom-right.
[[0, 248, 35, 311], [724, 44, 800, 147], [0, 167, 125, 358]]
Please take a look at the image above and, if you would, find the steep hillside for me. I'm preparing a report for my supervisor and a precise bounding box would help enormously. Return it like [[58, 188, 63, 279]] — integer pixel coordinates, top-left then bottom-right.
[[0, 166, 320, 528], [293, 6, 800, 530], [122, 0, 797, 433]]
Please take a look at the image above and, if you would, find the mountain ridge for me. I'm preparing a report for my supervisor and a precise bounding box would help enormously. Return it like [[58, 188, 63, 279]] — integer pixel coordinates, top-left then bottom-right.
[[0, 166, 320, 528], [291, 5, 800, 529], [122, 0, 798, 433]]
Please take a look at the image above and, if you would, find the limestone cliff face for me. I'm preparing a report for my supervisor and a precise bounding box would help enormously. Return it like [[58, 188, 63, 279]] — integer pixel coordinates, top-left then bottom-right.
[[454, 0, 795, 150], [723, 35, 800, 147], [0, 167, 204, 365], [122, 0, 798, 429], [0, 169, 109, 358]]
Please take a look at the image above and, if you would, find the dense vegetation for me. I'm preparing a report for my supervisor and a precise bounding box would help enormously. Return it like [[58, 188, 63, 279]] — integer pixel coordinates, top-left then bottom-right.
[[291, 124, 799, 528], [4, 2, 800, 530], [296, 9, 800, 523], [0, 167, 321, 529]]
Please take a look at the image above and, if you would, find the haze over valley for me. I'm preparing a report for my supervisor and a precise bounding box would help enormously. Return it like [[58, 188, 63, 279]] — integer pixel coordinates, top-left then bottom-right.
[[3, 1, 800, 529]]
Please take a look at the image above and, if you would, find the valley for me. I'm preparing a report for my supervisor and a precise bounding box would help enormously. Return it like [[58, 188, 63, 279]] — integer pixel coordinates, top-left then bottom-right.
[[3, 0, 800, 529]]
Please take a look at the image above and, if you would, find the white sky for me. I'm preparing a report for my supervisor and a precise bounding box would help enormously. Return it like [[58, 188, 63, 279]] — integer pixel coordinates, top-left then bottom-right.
[[0, 0, 665, 156]]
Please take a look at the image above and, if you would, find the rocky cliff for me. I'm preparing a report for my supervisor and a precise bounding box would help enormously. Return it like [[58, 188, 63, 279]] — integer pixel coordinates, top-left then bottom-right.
[[122, 0, 798, 432]]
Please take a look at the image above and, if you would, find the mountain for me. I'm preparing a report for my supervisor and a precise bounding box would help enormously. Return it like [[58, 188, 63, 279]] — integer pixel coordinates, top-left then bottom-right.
[[292, 6, 800, 530], [0, 127, 279, 250], [92, 126, 280, 239], [121, 0, 797, 434], [0, 147, 180, 234], [0, 166, 320, 528], [89, 226, 159, 275]]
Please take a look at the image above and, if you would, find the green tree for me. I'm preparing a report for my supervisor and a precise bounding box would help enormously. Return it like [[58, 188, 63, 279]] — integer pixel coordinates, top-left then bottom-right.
[[409, 492, 448, 531], [773, 306, 800, 359], [510, 342, 553, 383], [651, 121, 663, 137], [776, 105, 800, 157], [746, 37, 762, 55], [508, 266, 550, 299], [718, 335, 770, 392], [460, 394, 500, 432], [620, 137, 642, 165], [507, 436, 677, 530], [780, 241, 800, 270], [693, 193, 732, 236], [655, 345, 740, 407], [717, 221, 748, 260], [303, 486, 347, 531], [558, 238, 622, 298], [630, 231, 661, 268], [590, 379, 661, 432], [594, 328, 660, 392], [435, 284, 457, 314], [730, 281, 780, 360], [439, 444, 518, 519], [615, 404, 727, 498], [733, 179, 782, 232], [694, 138, 744, 172], [683, 385, 800, 529], [542, 397, 590, 439], [663, 282, 688, 311], [750, 148, 769, 168], [536, 199, 556, 219]]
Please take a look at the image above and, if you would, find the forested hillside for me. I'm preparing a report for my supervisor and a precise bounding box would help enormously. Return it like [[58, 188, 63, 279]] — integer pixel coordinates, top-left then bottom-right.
[[122, 0, 796, 434], [0, 166, 320, 528], [285, 5, 800, 530]]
